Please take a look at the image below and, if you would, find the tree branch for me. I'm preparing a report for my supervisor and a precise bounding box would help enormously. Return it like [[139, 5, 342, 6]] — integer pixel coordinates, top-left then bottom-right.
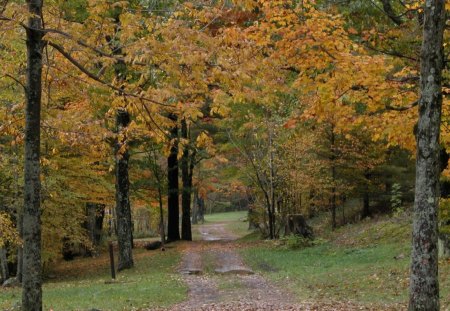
[[48, 41, 171, 107], [385, 100, 419, 111]]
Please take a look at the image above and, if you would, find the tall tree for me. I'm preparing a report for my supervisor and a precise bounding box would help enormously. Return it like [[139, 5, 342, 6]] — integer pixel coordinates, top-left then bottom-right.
[[108, 10, 134, 271], [181, 119, 196, 241], [408, 1, 446, 310], [167, 114, 180, 241], [22, 0, 44, 309], [115, 108, 134, 270]]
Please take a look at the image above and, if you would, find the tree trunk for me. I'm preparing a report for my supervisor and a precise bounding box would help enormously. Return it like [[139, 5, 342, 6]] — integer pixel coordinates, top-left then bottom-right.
[[85, 203, 105, 255], [362, 172, 371, 219], [362, 190, 370, 219], [115, 109, 134, 271], [285, 214, 314, 239], [267, 121, 276, 239], [16, 211, 23, 283], [107, 13, 134, 270], [181, 120, 192, 241], [0, 247, 9, 283], [330, 129, 337, 230], [438, 230, 450, 259], [167, 114, 180, 241], [192, 189, 199, 225], [197, 196, 205, 223], [22, 0, 44, 309], [408, 1, 445, 310]]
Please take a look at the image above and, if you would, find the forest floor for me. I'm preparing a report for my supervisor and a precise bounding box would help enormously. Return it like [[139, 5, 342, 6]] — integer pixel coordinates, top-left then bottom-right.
[[1, 211, 449, 310]]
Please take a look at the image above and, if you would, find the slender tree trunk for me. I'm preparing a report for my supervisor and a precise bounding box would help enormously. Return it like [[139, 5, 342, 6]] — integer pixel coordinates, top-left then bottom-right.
[[167, 114, 180, 241], [192, 189, 199, 225], [150, 149, 166, 246], [198, 196, 205, 223], [330, 130, 337, 230], [181, 120, 192, 241], [409, 1, 445, 310], [362, 172, 371, 219], [0, 247, 9, 282], [16, 212, 23, 283], [268, 123, 276, 239], [22, 1, 44, 309], [115, 109, 134, 271], [85, 203, 105, 255], [158, 181, 165, 247]]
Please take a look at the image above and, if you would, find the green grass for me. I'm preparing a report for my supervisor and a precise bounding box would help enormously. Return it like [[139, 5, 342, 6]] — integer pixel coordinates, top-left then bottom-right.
[[0, 249, 186, 311], [204, 211, 247, 223], [203, 211, 250, 238], [241, 217, 450, 308]]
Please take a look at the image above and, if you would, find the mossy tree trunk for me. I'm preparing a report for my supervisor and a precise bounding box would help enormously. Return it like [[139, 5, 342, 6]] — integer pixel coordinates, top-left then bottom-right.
[[408, 1, 446, 310]]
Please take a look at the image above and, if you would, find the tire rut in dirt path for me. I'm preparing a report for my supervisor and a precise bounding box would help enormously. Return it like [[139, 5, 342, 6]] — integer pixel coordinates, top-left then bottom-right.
[[152, 221, 404, 310], [164, 222, 297, 310]]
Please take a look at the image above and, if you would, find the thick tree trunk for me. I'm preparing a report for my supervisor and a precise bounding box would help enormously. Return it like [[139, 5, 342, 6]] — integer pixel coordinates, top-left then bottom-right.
[[167, 114, 180, 241], [22, 0, 44, 309], [115, 109, 134, 271], [408, 1, 445, 310], [181, 120, 192, 241]]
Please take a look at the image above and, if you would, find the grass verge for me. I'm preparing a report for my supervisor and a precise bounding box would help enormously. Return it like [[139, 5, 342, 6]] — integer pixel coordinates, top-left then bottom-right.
[[0, 248, 186, 311], [240, 217, 450, 308]]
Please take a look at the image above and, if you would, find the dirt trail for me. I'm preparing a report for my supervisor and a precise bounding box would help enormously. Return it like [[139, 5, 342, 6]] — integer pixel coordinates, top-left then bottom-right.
[[158, 222, 396, 311], [160, 223, 394, 311], [165, 222, 297, 311]]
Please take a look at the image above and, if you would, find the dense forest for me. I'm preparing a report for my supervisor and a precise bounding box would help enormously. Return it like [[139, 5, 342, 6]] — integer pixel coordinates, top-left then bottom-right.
[[0, 0, 449, 310]]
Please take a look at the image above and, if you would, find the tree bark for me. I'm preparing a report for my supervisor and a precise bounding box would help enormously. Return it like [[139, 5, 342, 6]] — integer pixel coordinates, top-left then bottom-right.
[[268, 122, 276, 239], [85, 203, 105, 255], [106, 13, 134, 270], [380, 0, 403, 25], [408, 1, 445, 310], [0, 247, 9, 283], [192, 189, 199, 225], [361, 172, 371, 219], [22, 0, 44, 309], [181, 119, 193, 241], [167, 114, 180, 241], [330, 129, 337, 230], [115, 109, 134, 271]]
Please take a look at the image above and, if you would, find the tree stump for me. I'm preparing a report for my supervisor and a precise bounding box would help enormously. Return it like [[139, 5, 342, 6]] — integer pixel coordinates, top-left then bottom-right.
[[285, 214, 314, 239]]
